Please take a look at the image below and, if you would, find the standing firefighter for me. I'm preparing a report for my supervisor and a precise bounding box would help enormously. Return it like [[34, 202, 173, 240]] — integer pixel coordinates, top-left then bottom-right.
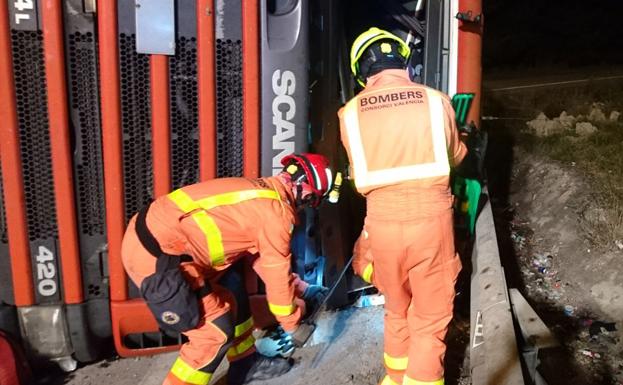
[[121, 153, 335, 385], [340, 28, 468, 385]]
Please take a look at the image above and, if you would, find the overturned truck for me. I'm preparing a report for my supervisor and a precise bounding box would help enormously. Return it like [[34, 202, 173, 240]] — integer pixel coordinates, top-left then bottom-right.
[[0, 0, 482, 369]]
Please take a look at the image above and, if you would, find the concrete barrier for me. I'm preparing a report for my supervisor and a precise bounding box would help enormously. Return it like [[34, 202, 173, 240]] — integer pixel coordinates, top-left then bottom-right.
[[470, 194, 525, 385]]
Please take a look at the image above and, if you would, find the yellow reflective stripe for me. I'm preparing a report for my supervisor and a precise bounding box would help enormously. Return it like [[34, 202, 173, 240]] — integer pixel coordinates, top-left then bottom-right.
[[196, 189, 280, 210], [168, 189, 281, 267], [384, 353, 408, 371], [191, 211, 225, 266], [169, 357, 212, 385], [234, 317, 254, 337], [403, 376, 444, 385], [362, 263, 374, 284], [343, 99, 369, 186], [268, 302, 297, 316], [168, 189, 226, 266], [343, 89, 450, 191], [168, 189, 201, 212], [227, 334, 255, 358], [380, 375, 401, 385], [169, 189, 280, 212]]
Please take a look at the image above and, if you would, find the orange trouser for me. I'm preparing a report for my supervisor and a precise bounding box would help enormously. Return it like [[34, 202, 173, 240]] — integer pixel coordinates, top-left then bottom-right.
[[161, 264, 307, 385], [123, 217, 308, 385], [122, 219, 256, 385], [365, 192, 461, 384], [162, 262, 257, 385]]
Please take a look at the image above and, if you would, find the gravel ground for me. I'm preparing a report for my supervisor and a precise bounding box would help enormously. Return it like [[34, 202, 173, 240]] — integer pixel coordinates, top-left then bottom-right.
[[40, 300, 470, 385], [42, 307, 386, 385]]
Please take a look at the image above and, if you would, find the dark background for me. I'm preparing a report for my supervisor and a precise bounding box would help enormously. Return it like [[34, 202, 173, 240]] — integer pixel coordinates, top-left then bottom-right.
[[483, 1, 623, 71]]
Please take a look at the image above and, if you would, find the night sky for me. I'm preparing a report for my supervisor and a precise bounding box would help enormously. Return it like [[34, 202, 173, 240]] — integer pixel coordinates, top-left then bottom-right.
[[483, 1, 623, 71]]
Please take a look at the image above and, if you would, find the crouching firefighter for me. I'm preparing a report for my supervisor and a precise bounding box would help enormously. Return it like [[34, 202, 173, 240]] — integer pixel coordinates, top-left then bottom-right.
[[340, 28, 472, 385], [121, 153, 338, 385]]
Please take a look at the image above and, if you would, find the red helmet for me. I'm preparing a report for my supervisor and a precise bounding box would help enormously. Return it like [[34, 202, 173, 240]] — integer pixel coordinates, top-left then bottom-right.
[[280, 153, 334, 207]]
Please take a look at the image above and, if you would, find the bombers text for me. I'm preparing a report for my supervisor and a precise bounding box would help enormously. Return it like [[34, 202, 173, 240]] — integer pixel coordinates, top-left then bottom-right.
[[359, 90, 424, 107]]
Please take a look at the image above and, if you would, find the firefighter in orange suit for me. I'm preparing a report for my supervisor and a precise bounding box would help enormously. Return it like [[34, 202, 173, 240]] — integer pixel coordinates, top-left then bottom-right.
[[339, 28, 469, 385], [121, 153, 336, 385]]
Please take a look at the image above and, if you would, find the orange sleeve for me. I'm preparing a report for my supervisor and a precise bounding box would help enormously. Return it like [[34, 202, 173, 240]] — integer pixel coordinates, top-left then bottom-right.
[[443, 98, 467, 167], [254, 218, 301, 332]]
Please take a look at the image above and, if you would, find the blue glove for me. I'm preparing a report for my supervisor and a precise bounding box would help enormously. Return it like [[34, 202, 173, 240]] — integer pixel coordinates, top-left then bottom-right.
[[255, 326, 295, 358]]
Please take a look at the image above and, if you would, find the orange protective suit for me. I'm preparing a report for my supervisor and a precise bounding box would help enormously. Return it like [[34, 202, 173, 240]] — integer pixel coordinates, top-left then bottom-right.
[[245, 254, 309, 330], [121, 177, 303, 385], [338, 69, 466, 385], [352, 229, 376, 287]]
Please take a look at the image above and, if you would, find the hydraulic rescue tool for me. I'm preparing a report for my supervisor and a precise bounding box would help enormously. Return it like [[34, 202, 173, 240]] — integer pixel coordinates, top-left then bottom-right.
[[292, 254, 355, 347]]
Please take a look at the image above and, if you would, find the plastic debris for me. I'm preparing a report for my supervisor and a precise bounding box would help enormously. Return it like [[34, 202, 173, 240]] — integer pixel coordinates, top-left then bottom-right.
[[511, 232, 526, 250], [580, 349, 601, 359], [353, 293, 385, 308], [563, 305, 575, 316], [589, 321, 617, 338], [615, 240, 623, 250], [532, 254, 552, 269]]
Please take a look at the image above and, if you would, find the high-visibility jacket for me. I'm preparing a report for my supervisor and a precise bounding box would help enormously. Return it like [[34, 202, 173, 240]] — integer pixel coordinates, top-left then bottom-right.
[[338, 69, 467, 199], [122, 176, 302, 331]]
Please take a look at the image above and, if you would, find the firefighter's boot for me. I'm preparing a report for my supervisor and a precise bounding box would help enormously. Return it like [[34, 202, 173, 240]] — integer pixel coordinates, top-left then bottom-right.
[[226, 352, 293, 384]]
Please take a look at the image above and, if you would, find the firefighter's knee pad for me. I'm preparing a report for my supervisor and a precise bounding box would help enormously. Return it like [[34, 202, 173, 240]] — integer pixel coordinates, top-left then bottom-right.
[[212, 311, 235, 344], [199, 311, 236, 373]]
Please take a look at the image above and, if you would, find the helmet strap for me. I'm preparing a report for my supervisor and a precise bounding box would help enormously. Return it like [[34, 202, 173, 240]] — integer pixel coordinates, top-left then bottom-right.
[[295, 183, 303, 207]]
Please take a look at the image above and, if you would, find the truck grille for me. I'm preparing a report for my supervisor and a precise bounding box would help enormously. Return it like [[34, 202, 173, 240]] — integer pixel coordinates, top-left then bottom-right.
[[170, 36, 199, 188], [119, 33, 153, 222], [215, 38, 244, 177], [11, 30, 58, 241]]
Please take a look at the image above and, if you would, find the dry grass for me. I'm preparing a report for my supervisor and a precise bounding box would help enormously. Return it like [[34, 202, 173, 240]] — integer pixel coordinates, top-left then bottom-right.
[[484, 77, 623, 119], [484, 79, 623, 249], [520, 121, 623, 249]]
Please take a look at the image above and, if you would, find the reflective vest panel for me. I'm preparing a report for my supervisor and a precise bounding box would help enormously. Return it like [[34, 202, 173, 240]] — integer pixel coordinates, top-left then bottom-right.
[[343, 88, 450, 191]]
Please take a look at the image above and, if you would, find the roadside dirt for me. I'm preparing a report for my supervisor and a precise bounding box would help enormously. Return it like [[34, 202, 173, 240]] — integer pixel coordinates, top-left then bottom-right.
[[487, 131, 623, 385]]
